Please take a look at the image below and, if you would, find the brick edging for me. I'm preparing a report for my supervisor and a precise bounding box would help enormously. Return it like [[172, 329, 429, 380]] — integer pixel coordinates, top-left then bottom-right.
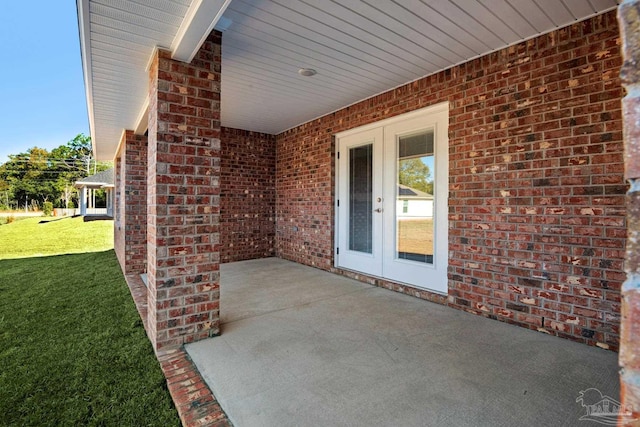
[[158, 348, 232, 427], [123, 274, 232, 427]]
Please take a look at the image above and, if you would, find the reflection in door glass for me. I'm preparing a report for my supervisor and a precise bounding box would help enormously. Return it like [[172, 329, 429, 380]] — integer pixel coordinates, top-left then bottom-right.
[[349, 144, 373, 253], [397, 131, 435, 264]]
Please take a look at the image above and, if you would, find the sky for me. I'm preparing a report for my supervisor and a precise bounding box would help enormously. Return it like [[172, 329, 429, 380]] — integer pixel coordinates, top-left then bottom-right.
[[0, 2, 89, 164]]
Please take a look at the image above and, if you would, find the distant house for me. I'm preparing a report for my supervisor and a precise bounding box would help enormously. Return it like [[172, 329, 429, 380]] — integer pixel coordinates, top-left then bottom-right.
[[397, 184, 433, 218], [74, 168, 114, 217]]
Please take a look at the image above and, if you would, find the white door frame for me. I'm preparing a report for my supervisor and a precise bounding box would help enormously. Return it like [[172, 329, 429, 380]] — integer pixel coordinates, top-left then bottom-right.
[[335, 127, 384, 277], [334, 102, 449, 294]]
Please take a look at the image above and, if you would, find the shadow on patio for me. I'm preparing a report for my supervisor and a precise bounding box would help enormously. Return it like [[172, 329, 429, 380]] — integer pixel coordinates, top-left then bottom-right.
[[186, 258, 618, 427]]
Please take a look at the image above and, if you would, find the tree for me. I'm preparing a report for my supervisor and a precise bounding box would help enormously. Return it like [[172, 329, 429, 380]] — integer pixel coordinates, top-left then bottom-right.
[[0, 173, 10, 209], [0, 133, 112, 211], [398, 158, 433, 194], [2, 148, 52, 210], [50, 134, 92, 174], [54, 134, 110, 208], [50, 134, 94, 208]]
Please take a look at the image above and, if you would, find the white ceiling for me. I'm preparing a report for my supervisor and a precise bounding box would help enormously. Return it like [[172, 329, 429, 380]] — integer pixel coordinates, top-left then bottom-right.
[[78, 0, 620, 160]]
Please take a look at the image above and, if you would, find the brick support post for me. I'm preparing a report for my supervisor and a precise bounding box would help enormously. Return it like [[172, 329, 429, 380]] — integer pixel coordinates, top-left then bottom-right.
[[619, 1, 640, 423], [114, 130, 148, 275], [146, 31, 222, 351], [114, 146, 123, 268]]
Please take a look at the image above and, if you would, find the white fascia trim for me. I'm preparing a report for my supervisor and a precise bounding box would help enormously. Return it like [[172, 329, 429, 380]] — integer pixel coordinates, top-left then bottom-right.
[[134, 97, 149, 136], [171, 0, 233, 63], [77, 0, 97, 157], [112, 97, 148, 162], [113, 129, 127, 162], [145, 46, 163, 73]]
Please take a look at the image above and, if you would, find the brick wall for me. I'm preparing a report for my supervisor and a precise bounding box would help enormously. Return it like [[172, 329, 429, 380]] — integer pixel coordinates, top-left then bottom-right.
[[220, 127, 275, 263], [276, 126, 334, 269], [618, 0, 640, 419], [114, 130, 148, 275], [276, 11, 625, 349], [146, 31, 222, 351]]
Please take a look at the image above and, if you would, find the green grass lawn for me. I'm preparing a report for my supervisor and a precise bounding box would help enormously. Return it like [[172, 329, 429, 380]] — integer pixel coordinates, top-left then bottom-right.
[[0, 217, 114, 259], [0, 217, 181, 426]]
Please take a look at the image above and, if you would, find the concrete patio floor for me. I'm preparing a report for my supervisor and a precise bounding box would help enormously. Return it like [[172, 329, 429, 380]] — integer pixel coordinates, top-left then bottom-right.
[[186, 258, 619, 427]]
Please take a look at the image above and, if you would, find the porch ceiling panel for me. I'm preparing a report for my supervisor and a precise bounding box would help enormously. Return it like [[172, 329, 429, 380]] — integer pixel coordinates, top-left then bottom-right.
[[79, 0, 619, 160], [218, 0, 619, 134], [79, 0, 192, 160]]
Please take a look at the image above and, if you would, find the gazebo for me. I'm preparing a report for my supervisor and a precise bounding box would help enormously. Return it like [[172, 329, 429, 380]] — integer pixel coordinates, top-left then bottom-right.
[[74, 168, 114, 217]]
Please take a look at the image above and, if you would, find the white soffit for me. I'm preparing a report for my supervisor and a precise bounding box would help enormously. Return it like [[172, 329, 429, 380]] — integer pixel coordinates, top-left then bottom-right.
[[79, 0, 620, 160], [219, 0, 620, 135]]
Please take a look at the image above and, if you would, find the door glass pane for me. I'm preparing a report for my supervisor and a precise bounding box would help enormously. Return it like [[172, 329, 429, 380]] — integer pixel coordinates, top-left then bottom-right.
[[349, 144, 373, 253], [397, 131, 434, 264]]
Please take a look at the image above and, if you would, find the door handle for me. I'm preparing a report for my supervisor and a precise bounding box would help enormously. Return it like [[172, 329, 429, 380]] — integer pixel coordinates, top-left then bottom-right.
[[374, 208, 383, 213]]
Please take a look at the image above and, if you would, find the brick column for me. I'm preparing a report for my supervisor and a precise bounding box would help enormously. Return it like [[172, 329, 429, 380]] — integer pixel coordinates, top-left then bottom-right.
[[114, 130, 148, 275], [114, 154, 121, 220], [146, 31, 222, 351], [114, 151, 123, 262], [618, 1, 640, 422]]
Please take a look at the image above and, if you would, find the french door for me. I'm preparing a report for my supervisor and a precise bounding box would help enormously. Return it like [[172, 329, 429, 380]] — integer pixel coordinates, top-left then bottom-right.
[[335, 103, 448, 293]]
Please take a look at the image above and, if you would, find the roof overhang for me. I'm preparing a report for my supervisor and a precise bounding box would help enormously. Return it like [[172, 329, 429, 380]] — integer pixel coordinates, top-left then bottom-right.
[[78, 0, 621, 161], [77, 0, 231, 160], [74, 182, 113, 189]]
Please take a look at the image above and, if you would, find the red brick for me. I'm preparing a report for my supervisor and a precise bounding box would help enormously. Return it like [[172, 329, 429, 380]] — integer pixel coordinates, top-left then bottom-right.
[[146, 31, 222, 351], [114, 131, 148, 275], [219, 128, 276, 263]]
